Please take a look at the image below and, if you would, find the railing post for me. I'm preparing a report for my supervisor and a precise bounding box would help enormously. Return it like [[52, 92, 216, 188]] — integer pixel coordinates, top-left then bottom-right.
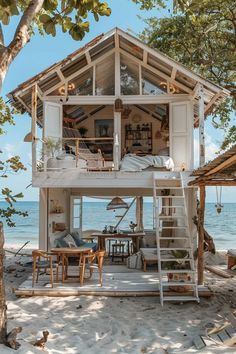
[[76, 139, 79, 168]]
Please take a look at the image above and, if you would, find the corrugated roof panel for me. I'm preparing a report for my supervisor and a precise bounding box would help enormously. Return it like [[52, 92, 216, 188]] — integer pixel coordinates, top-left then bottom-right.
[[61, 54, 87, 78], [119, 36, 143, 60], [147, 53, 172, 76], [89, 35, 115, 61], [38, 72, 60, 92]]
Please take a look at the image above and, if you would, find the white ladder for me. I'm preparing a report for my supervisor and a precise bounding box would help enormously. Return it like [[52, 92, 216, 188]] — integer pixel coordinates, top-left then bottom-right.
[[153, 172, 199, 306]]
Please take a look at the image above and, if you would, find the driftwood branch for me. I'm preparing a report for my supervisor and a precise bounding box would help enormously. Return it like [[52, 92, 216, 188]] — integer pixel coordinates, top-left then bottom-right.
[[6, 327, 22, 350], [33, 330, 49, 349], [193, 215, 216, 254]]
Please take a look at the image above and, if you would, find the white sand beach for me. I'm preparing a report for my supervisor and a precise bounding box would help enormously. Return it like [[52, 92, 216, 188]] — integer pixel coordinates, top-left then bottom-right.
[[1, 249, 236, 354]]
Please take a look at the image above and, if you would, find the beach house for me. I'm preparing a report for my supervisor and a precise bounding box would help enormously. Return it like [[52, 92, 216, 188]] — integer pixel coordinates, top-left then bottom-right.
[[8, 28, 229, 303]]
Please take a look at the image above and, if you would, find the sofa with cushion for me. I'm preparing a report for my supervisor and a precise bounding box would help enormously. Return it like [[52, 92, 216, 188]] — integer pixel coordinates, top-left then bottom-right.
[[53, 231, 97, 252]]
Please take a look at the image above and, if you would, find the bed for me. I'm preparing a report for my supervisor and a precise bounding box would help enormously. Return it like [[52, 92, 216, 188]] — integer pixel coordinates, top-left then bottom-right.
[[120, 154, 174, 172]]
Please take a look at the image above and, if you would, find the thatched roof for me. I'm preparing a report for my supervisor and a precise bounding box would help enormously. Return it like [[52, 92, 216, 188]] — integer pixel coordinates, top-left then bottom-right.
[[190, 145, 236, 186]]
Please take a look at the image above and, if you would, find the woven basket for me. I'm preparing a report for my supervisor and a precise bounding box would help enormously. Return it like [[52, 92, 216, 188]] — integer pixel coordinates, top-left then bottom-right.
[[168, 272, 192, 293]]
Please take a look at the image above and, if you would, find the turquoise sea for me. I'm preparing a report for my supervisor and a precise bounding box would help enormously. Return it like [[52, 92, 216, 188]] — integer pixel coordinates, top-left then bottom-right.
[[0, 201, 236, 250]]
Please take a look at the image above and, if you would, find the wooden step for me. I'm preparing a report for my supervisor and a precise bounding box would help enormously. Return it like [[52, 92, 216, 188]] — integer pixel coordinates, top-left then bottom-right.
[[163, 296, 200, 302]]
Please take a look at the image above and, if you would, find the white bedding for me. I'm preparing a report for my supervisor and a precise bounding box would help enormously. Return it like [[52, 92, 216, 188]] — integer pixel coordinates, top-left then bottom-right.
[[120, 154, 174, 172]]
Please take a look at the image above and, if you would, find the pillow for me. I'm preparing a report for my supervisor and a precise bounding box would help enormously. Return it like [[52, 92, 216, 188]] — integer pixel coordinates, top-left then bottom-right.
[[71, 231, 86, 247], [63, 234, 77, 248]]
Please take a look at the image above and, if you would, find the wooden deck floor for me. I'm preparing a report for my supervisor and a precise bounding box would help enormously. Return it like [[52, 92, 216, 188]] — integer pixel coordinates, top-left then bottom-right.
[[15, 265, 211, 298]]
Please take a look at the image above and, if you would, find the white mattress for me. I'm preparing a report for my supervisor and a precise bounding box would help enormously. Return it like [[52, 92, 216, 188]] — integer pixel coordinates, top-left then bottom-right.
[[120, 154, 174, 172]]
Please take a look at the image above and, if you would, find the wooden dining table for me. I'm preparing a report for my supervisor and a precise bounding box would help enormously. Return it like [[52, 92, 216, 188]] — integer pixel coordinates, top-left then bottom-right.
[[91, 232, 145, 253], [51, 247, 92, 283]]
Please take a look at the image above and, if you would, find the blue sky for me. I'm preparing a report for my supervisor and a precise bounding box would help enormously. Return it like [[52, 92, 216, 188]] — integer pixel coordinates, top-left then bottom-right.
[[1, 0, 235, 203]]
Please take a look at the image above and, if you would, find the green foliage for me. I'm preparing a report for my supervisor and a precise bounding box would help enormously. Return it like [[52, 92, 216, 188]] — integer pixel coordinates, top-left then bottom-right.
[[0, 1, 164, 42], [140, 0, 236, 150], [0, 99, 28, 227]]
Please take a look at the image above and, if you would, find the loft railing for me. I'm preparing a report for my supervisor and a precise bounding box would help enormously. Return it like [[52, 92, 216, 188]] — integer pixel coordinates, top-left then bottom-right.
[[34, 137, 115, 172]]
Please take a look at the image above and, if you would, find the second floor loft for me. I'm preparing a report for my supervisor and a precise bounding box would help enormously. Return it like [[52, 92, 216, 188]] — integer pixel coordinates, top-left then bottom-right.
[[7, 28, 229, 180]]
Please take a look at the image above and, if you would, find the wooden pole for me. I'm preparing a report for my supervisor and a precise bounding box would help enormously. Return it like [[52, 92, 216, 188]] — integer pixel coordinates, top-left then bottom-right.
[[31, 84, 38, 173], [199, 84, 205, 167], [136, 196, 144, 231], [198, 186, 205, 285], [0, 222, 7, 344]]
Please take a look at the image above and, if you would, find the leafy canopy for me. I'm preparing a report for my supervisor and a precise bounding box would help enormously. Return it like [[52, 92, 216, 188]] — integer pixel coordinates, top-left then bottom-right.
[[0, 0, 164, 41], [140, 0, 236, 150]]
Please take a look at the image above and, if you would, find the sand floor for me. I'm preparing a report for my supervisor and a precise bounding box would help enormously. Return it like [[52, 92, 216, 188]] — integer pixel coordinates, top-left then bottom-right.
[[1, 249, 236, 354]]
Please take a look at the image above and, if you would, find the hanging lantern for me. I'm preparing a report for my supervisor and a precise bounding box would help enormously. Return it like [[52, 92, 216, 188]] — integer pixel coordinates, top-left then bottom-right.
[[106, 197, 128, 210], [114, 98, 124, 112]]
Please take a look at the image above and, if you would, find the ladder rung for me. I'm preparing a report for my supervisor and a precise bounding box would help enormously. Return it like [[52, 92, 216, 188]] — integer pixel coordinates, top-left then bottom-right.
[[159, 216, 185, 219], [162, 282, 196, 287], [155, 187, 182, 190], [158, 196, 184, 199], [160, 226, 187, 229], [161, 258, 192, 262], [160, 270, 195, 274], [163, 296, 200, 302], [159, 237, 189, 241], [155, 206, 184, 209], [160, 248, 191, 251]]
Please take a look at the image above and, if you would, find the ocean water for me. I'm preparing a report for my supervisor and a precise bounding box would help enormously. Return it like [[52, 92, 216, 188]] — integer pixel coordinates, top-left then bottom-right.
[[0, 201, 236, 250]]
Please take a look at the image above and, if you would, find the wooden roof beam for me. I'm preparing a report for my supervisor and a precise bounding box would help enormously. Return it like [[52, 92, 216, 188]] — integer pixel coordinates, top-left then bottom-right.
[[171, 67, 177, 80], [205, 154, 236, 176], [204, 92, 222, 114], [134, 104, 162, 121]]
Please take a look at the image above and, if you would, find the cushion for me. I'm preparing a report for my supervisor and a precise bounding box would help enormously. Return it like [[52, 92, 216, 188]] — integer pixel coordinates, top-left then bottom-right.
[[64, 234, 77, 248], [83, 242, 98, 252], [71, 231, 86, 247]]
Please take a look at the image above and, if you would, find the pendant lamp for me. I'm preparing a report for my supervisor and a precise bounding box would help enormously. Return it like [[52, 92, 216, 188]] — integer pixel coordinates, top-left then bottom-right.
[[106, 197, 128, 210]]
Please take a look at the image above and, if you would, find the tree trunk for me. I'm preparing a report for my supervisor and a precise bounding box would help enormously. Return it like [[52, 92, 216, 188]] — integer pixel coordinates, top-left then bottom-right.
[[0, 222, 7, 344]]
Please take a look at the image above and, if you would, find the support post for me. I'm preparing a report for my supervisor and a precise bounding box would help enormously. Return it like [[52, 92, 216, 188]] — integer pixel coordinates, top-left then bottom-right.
[[136, 196, 144, 231], [39, 188, 48, 251], [199, 84, 205, 167], [113, 110, 121, 171], [31, 85, 38, 173], [198, 185, 205, 285]]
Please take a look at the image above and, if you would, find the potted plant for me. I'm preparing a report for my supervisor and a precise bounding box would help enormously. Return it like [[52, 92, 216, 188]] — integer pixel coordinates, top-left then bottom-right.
[[43, 137, 62, 170], [165, 250, 192, 293]]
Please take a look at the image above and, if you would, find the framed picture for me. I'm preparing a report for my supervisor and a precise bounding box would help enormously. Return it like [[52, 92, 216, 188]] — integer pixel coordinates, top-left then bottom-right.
[[95, 119, 113, 138]]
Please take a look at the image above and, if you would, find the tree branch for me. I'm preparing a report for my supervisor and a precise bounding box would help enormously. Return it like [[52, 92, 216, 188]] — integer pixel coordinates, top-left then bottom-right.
[[0, 24, 4, 47], [8, 0, 44, 59]]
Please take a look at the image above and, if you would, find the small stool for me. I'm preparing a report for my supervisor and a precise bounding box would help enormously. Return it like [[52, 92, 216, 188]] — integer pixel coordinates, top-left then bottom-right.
[[112, 243, 125, 262]]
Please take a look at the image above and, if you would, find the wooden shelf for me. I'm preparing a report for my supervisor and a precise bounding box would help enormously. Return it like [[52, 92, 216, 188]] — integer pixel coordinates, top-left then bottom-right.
[[125, 123, 152, 154]]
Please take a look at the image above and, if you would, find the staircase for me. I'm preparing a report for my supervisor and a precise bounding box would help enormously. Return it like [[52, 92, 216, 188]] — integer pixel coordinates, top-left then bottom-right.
[[153, 172, 199, 306]]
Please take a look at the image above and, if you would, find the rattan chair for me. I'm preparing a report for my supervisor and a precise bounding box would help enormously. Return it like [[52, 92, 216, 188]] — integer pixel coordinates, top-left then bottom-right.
[[80, 250, 106, 287], [32, 250, 59, 288]]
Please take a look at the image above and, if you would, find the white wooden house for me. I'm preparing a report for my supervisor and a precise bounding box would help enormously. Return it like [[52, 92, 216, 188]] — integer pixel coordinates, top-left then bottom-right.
[[8, 28, 229, 302]]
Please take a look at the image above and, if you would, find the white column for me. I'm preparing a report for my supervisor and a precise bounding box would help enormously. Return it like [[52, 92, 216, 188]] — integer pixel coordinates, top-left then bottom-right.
[[113, 111, 121, 170], [39, 188, 48, 251], [31, 85, 37, 173], [198, 84, 205, 167]]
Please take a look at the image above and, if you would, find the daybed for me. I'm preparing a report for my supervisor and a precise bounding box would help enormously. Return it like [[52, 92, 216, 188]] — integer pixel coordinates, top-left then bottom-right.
[[120, 154, 174, 172]]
